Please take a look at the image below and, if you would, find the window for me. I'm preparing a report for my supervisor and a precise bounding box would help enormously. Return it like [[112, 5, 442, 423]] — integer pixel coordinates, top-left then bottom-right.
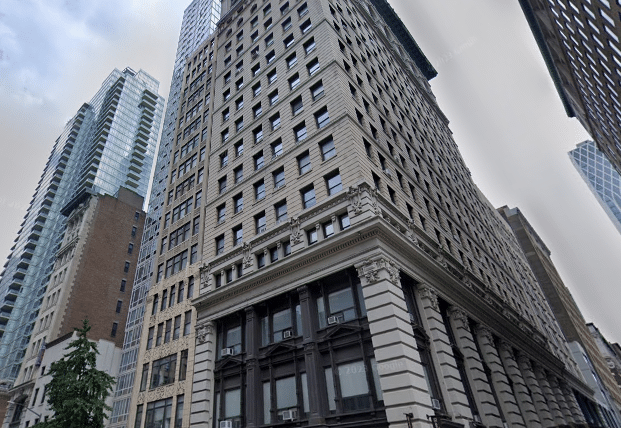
[[307, 227, 318, 244], [236, 78, 244, 90], [297, 151, 311, 174], [234, 165, 243, 183], [255, 212, 266, 234], [284, 34, 295, 48], [304, 37, 316, 54], [147, 327, 154, 350], [267, 69, 277, 84], [151, 354, 177, 388], [269, 90, 279, 105], [116, 300, 122, 314], [252, 63, 261, 76], [257, 252, 266, 268], [218, 177, 227, 194], [300, 19, 312, 33], [298, 2, 308, 17], [307, 58, 320, 75], [234, 194, 243, 213], [275, 200, 287, 222], [175, 396, 184, 428], [271, 139, 283, 158], [128, 243, 134, 254], [301, 185, 316, 209], [273, 167, 285, 189], [323, 221, 334, 237], [254, 151, 264, 170], [320, 137, 335, 160], [224, 71, 231, 84], [291, 96, 303, 115], [190, 244, 198, 264], [221, 128, 230, 144], [253, 103, 262, 118], [266, 50, 275, 64], [184, 310, 192, 336], [220, 151, 229, 168], [164, 319, 172, 343], [124, 262, 130, 273], [270, 246, 279, 262], [120, 279, 126, 292], [254, 126, 263, 144], [235, 117, 244, 132], [326, 171, 342, 195], [233, 225, 243, 246], [264, 17, 273, 30], [152, 294, 159, 316], [315, 107, 329, 128], [286, 53, 297, 69], [223, 88, 231, 101], [235, 140, 244, 157], [215, 234, 225, 255], [294, 123, 307, 142], [310, 81, 324, 100], [282, 17, 292, 32], [289, 73, 300, 89], [270, 113, 281, 131], [252, 82, 262, 97], [111, 322, 118, 337], [140, 364, 149, 391], [235, 97, 244, 110], [264, 3, 271, 15], [265, 33, 274, 47], [339, 213, 350, 230], [255, 180, 266, 200]]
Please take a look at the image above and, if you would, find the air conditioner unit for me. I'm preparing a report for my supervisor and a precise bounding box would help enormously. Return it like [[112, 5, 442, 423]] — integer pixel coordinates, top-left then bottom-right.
[[431, 398, 441, 410], [220, 420, 233, 428], [283, 329, 293, 339], [221, 347, 234, 357], [282, 409, 298, 421], [327, 315, 339, 325]]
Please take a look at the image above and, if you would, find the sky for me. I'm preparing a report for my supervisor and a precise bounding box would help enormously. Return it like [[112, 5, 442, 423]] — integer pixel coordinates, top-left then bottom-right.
[[0, 0, 619, 343]]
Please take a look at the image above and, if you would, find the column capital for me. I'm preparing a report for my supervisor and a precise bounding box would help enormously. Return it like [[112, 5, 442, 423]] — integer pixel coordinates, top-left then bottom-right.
[[243, 242, 253, 268], [516, 352, 532, 370], [476, 324, 494, 343], [418, 284, 439, 311], [498, 340, 514, 355], [199, 263, 211, 289], [448, 306, 469, 325], [355, 256, 400, 285], [196, 320, 215, 344], [289, 217, 303, 245]]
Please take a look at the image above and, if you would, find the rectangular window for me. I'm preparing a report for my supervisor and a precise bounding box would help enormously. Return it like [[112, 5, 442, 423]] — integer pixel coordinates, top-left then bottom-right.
[[147, 327, 154, 349], [300, 19, 312, 33], [291, 96, 303, 115], [255, 212, 266, 234], [233, 225, 243, 246], [116, 300, 122, 314], [173, 315, 181, 340], [323, 221, 334, 237], [294, 123, 307, 142], [253, 103, 262, 118], [184, 311, 192, 336], [315, 107, 329, 128], [150, 354, 177, 388], [289, 73, 300, 89], [282, 17, 292, 32], [307, 228, 317, 245], [234, 166, 243, 183], [266, 50, 275, 64], [320, 137, 335, 160], [252, 82, 261, 97], [218, 177, 227, 194], [297, 151, 311, 174], [124, 262, 130, 273], [267, 69, 277, 84], [254, 126, 263, 144], [269, 90, 279, 105], [275, 200, 288, 223], [326, 171, 342, 195], [190, 244, 198, 264], [120, 279, 127, 292], [271, 139, 283, 158], [304, 38, 315, 55], [286, 53, 297, 69], [273, 168, 285, 189], [284, 34, 295, 48], [307, 58, 320, 75], [255, 180, 266, 200], [254, 151, 264, 170], [233, 194, 243, 214], [270, 113, 281, 131], [235, 141, 244, 157], [111, 322, 118, 337], [310, 81, 324, 100], [339, 213, 350, 230], [164, 319, 172, 343], [301, 186, 316, 209]]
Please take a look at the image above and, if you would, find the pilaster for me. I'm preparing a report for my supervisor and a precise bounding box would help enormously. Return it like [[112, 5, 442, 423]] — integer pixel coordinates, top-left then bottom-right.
[[448, 307, 503, 427], [516, 353, 554, 428], [475, 325, 526, 427], [355, 257, 432, 428], [533, 365, 565, 426], [560, 381, 586, 426], [497, 342, 541, 428], [418, 287, 472, 421], [245, 307, 259, 427], [190, 320, 215, 428], [548, 375, 575, 425]]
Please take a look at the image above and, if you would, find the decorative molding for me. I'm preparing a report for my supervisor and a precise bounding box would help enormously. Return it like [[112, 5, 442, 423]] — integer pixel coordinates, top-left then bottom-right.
[[196, 321, 214, 344], [418, 285, 439, 311], [447, 306, 468, 325], [289, 217, 303, 245], [355, 257, 400, 285], [242, 242, 253, 268], [476, 325, 494, 344], [516, 352, 532, 370], [348, 185, 363, 215], [199, 263, 211, 289]]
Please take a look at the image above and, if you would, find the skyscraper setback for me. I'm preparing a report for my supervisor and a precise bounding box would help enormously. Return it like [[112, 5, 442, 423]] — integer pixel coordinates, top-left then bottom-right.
[[518, 0, 621, 173], [130, 0, 606, 427], [0, 67, 164, 384]]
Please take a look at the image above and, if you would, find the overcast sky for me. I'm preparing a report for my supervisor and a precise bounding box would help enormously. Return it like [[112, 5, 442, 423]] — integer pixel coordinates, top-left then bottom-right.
[[1, 0, 619, 343]]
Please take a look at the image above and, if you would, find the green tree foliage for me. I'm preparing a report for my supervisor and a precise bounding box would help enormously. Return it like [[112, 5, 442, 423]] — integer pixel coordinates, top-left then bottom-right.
[[33, 319, 115, 428]]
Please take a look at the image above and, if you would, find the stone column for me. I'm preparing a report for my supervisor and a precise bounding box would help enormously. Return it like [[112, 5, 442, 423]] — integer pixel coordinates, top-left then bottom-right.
[[497, 341, 541, 428], [516, 353, 554, 428], [245, 306, 260, 427], [548, 375, 575, 425], [448, 307, 503, 427], [190, 320, 216, 428], [355, 257, 433, 428], [533, 365, 565, 426], [297, 285, 325, 424], [418, 286, 472, 421], [560, 381, 586, 426], [475, 326, 526, 427]]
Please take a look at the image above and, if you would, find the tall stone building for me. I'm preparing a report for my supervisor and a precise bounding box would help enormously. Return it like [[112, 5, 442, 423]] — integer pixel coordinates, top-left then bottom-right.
[[131, 0, 604, 427], [569, 140, 621, 235], [0, 68, 164, 387], [499, 205, 621, 427], [518, 0, 621, 173], [109, 2, 222, 426], [589, 324, 621, 393], [2, 188, 146, 428]]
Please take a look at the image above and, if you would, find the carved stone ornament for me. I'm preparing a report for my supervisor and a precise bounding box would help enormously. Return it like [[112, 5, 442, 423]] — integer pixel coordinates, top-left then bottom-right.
[[447, 306, 469, 325], [356, 257, 400, 285], [516, 352, 532, 370], [348, 186, 363, 216], [243, 242, 253, 268], [199, 263, 211, 289], [498, 340, 514, 358], [289, 217, 303, 245], [476, 325, 494, 344], [196, 321, 214, 344], [418, 285, 439, 311], [369, 187, 380, 215]]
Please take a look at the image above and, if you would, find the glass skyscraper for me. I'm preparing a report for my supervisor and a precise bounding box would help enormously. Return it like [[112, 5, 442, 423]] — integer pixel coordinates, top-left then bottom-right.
[[0, 67, 164, 383], [108, 1, 220, 426], [569, 140, 621, 235]]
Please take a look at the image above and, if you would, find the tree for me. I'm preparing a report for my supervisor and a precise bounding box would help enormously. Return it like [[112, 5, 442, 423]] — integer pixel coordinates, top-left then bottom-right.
[[33, 319, 116, 428]]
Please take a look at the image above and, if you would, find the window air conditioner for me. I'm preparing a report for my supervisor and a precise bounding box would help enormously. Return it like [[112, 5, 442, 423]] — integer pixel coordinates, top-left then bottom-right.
[[431, 398, 441, 410], [283, 329, 293, 339], [282, 409, 298, 421], [220, 420, 233, 428], [221, 347, 234, 357], [327, 315, 339, 325]]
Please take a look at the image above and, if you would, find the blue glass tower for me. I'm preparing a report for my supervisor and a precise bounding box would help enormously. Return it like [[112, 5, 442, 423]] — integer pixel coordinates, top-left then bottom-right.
[[569, 140, 621, 235], [0, 67, 164, 383]]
